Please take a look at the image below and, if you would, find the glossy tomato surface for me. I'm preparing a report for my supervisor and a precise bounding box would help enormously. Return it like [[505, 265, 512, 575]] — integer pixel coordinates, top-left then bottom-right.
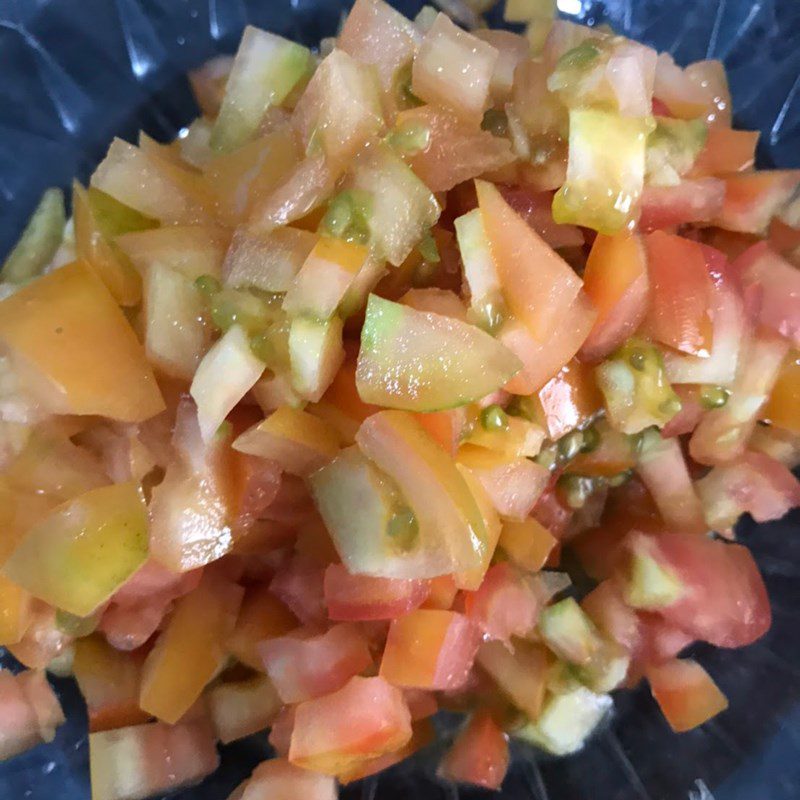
[[0, 2, 798, 800]]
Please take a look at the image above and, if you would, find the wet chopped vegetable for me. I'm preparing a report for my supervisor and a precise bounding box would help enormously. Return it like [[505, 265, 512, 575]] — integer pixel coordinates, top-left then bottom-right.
[[0, 3, 798, 796]]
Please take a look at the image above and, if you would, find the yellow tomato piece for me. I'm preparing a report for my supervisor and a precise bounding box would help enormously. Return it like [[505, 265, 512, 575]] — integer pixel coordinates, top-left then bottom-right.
[[455, 466, 501, 591], [139, 571, 243, 724], [234, 405, 340, 476], [73, 182, 142, 306], [0, 574, 31, 646], [499, 518, 558, 573], [2, 481, 149, 617], [0, 262, 165, 422]]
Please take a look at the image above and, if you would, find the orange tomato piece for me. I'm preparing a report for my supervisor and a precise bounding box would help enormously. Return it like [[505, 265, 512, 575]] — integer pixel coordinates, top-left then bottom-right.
[[139, 570, 244, 724], [380, 609, 480, 691], [0, 261, 164, 422], [73, 636, 150, 733], [289, 676, 412, 776], [0, 574, 31, 646], [579, 233, 649, 362], [534, 359, 604, 439], [498, 518, 558, 573], [476, 180, 583, 341], [647, 658, 728, 732], [226, 584, 297, 672], [644, 232, 713, 356], [690, 127, 758, 177], [438, 710, 509, 790], [72, 182, 142, 306], [763, 351, 800, 434]]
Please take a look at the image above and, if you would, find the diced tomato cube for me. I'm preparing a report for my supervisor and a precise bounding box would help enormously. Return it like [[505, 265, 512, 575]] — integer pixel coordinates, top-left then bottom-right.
[[227, 758, 337, 800], [289, 675, 412, 776], [260, 623, 373, 703], [647, 658, 728, 732], [438, 710, 509, 790], [464, 563, 541, 645], [380, 609, 480, 690], [323, 563, 430, 621]]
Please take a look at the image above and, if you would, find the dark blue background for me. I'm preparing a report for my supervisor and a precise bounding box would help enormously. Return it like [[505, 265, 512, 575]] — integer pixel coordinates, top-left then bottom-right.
[[0, 1, 799, 798]]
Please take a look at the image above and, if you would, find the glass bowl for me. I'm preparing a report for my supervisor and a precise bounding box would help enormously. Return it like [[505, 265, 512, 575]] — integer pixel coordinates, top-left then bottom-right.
[[0, 1, 798, 798]]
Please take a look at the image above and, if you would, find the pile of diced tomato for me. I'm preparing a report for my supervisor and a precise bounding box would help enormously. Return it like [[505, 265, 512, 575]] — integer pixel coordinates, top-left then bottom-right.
[[0, 0, 798, 797]]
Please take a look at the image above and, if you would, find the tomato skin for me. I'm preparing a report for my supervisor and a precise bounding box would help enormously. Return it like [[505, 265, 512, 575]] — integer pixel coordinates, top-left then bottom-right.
[[324, 564, 430, 621], [438, 710, 509, 790], [644, 232, 713, 356], [289, 675, 412, 776], [580, 233, 650, 362], [497, 186, 583, 250], [647, 658, 728, 732], [380, 609, 480, 691]]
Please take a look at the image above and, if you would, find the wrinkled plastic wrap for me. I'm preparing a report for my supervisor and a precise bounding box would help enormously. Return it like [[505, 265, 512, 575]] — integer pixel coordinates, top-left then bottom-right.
[[0, 1, 798, 798]]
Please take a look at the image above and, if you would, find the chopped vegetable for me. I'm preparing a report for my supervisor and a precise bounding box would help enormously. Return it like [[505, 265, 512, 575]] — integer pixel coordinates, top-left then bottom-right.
[[1, 188, 66, 284], [211, 26, 311, 153], [356, 294, 521, 411], [0, 5, 797, 790]]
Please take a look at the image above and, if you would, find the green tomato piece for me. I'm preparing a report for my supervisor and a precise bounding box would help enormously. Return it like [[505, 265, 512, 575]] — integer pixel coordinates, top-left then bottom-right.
[[2, 188, 66, 284], [356, 295, 521, 412]]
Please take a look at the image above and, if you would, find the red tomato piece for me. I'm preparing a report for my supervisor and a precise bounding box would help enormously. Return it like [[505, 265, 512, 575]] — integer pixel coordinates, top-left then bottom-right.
[[228, 758, 336, 800], [289, 676, 412, 776], [696, 451, 800, 532], [268, 706, 296, 758], [398, 106, 514, 193], [579, 233, 650, 362], [639, 178, 725, 232], [403, 689, 439, 721], [260, 624, 373, 704], [660, 386, 705, 438], [716, 170, 800, 234], [734, 242, 800, 347], [644, 231, 713, 356], [647, 658, 728, 732], [464, 563, 541, 645], [438, 710, 509, 790], [380, 609, 480, 690], [269, 555, 327, 626], [638, 532, 771, 648], [323, 564, 430, 621]]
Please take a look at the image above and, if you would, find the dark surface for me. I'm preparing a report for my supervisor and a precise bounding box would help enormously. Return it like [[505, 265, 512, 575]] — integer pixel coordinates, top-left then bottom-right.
[[0, 1, 799, 798]]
